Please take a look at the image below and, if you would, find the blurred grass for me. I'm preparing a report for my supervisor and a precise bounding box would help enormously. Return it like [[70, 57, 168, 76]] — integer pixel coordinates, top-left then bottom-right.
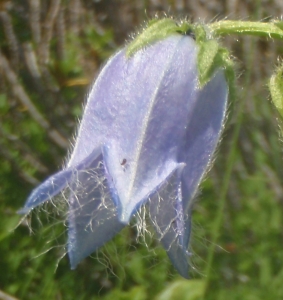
[[1, 1, 283, 299]]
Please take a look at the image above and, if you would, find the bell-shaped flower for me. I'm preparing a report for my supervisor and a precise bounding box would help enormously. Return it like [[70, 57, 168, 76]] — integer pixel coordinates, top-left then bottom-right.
[[19, 23, 228, 278]]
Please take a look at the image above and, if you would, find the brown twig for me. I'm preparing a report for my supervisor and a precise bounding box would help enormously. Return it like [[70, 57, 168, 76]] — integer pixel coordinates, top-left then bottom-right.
[[0, 126, 49, 174], [0, 51, 68, 149], [0, 143, 40, 185], [39, 0, 61, 64], [23, 43, 41, 79], [55, 6, 66, 61], [68, 0, 81, 34], [28, 0, 41, 45], [0, 10, 19, 67]]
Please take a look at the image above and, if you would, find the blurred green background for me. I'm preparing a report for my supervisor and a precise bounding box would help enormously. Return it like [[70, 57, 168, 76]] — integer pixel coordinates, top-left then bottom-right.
[[1, 0, 283, 299]]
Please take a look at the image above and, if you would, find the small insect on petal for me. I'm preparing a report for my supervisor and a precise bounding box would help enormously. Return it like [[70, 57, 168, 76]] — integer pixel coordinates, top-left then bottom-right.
[[20, 23, 228, 278]]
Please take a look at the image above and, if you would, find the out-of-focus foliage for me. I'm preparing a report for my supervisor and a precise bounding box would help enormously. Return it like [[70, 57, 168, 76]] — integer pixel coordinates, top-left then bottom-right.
[[1, 0, 283, 299]]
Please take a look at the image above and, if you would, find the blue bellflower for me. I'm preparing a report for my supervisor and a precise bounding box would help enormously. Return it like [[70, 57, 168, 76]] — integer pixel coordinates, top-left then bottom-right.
[[20, 32, 228, 278]]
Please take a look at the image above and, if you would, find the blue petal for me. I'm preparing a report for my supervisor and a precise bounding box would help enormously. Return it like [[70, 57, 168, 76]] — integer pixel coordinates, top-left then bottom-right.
[[67, 153, 124, 269], [102, 143, 180, 223], [149, 71, 228, 277], [18, 168, 74, 214], [19, 147, 101, 214], [149, 165, 190, 278], [84, 35, 200, 223], [180, 70, 228, 249]]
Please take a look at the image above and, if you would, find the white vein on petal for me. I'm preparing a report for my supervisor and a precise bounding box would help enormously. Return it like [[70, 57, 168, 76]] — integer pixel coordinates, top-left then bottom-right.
[[123, 38, 185, 207]]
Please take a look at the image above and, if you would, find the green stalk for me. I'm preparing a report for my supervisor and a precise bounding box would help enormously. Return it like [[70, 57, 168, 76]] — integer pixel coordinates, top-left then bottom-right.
[[202, 6, 261, 298], [201, 55, 254, 300], [209, 20, 283, 39]]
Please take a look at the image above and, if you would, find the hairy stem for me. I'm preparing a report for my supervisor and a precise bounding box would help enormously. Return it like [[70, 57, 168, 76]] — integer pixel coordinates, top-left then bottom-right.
[[209, 20, 283, 40]]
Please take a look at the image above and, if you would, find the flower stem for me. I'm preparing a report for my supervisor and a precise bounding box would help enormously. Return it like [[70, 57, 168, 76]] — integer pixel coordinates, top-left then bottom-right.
[[201, 26, 258, 299], [209, 20, 283, 40], [201, 74, 248, 300]]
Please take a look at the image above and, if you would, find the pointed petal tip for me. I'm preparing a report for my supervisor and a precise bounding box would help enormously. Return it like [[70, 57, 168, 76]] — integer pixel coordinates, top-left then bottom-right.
[[68, 242, 81, 270], [118, 212, 132, 225], [17, 207, 31, 215], [167, 247, 190, 279], [118, 205, 135, 224], [69, 254, 79, 270], [179, 270, 190, 279]]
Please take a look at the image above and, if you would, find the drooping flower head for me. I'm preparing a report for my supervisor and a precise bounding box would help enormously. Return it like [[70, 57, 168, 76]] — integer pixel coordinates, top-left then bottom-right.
[[19, 18, 231, 278]]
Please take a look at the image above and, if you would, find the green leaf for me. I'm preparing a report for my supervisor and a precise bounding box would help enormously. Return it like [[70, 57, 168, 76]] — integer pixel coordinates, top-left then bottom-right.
[[154, 279, 205, 300]]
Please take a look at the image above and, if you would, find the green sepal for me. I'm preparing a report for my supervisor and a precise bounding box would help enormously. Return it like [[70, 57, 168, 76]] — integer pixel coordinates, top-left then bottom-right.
[[269, 64, 283, 118], [195, 24, 235, 99], [126, 18, 236, 102], [193, 24, 208, 43], [220, 48, 236, 104], [197, 39, 219, 87], [126, 18, 193, 57]]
